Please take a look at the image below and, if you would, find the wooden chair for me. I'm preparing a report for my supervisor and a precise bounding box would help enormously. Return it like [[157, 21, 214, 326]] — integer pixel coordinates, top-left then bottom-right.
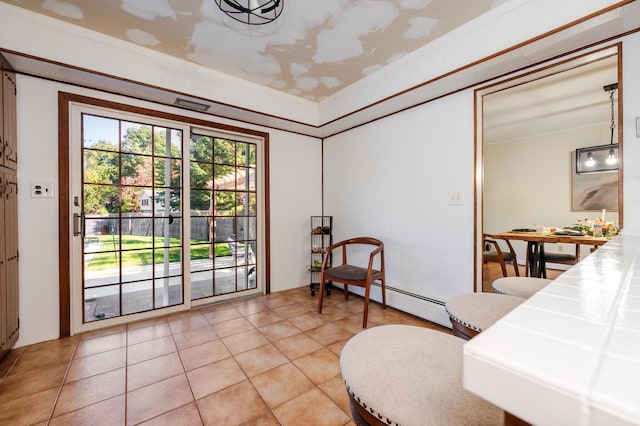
[[317, 237, 385, 328], [483, 234, 519, 277]]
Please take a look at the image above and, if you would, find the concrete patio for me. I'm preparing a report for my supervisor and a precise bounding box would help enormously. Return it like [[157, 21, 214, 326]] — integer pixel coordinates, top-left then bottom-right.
[[84, 256, 256, 322]]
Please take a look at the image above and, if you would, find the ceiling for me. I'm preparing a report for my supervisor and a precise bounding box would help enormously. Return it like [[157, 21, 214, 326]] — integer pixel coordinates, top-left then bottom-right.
[[0, 1, 637, 140], [0, 0, 508, 102], [483, 53, 619, 144]]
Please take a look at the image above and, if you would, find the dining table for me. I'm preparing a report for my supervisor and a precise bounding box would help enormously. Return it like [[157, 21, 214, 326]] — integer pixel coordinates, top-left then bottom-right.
[[486, 230, 611, 278]]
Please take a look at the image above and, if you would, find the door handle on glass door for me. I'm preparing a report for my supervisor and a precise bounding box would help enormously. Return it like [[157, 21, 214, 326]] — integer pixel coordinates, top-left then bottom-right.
[[73, 212, 85, 238]]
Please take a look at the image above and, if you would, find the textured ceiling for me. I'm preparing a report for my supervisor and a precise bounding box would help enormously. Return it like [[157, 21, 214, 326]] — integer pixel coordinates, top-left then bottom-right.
[[0, 0, 508, 101]]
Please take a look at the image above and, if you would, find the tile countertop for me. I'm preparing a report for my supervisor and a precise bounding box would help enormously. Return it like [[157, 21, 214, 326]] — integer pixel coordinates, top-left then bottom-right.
[[464, 234, 640, 426]]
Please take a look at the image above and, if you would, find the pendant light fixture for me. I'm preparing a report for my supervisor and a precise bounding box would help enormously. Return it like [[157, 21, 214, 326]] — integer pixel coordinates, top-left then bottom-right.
[[605, 84, 618, 166], [575, 82, 619, 174], [214, 0, 284, 25]]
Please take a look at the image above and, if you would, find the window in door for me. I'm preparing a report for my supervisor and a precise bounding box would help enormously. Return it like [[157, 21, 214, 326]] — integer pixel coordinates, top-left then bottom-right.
[[190, 133, 257, 299], [81, 113, 184, 322]]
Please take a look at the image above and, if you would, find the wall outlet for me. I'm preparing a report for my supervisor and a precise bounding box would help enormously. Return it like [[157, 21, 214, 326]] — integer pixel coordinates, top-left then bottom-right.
[[448, 191, 464, 205], [31, 182, 55, 198]]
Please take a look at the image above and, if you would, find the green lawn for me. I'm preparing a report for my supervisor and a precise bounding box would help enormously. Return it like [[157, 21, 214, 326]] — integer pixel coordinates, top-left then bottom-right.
[[86, 235, 231, 270]]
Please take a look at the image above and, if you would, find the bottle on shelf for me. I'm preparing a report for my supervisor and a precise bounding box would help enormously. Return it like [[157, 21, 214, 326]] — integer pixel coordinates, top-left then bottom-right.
[[309, 216, 333, 296]]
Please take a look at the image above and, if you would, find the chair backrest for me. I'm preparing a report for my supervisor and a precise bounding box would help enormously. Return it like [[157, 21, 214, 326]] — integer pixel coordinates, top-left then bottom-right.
[[339, 236, 383, 248], [329, 237, 384, 269], [483, 234, 514, 256]]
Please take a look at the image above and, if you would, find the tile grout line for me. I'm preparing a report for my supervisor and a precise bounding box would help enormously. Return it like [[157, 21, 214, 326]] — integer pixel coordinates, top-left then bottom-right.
[[220, 297, 349, 424], [169, 312, 207, 425], [124, 325, 129, 425], [0, 347, 23, 382], [46, 339, 80, 424], [221, 302, 281, 423], [0, 288, 447, 425]]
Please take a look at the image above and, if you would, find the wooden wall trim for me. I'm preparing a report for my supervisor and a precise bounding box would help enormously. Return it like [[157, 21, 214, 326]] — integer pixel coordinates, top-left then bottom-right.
[[58, 92, 71, 337]]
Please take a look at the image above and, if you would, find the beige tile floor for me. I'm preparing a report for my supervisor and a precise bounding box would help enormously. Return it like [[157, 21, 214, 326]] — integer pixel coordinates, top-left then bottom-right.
[[0, 286, 449, 425]]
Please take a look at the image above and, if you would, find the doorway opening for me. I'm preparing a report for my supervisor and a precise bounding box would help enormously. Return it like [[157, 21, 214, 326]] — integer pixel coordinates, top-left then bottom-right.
[[475, 44, 622, 292]]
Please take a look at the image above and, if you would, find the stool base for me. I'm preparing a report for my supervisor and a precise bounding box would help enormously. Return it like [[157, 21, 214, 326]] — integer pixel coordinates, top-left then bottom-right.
[[505, 411, 532, 426], [348, 392, 387, 426], [451, 317, 480, 340]]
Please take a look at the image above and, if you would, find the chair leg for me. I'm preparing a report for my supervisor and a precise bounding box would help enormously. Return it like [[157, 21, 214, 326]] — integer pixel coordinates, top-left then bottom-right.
[[362, 285, 371, 328], [380, 278, 386, 309], [499, 260, 508, 277], [317, 276, 325, 314], [512, 259, 520, 276], [344, 284, 348, 300]]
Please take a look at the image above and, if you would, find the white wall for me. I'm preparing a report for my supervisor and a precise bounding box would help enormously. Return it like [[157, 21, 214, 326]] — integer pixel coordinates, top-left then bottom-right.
[[322, 31, 640, 326], [484, 124, 620, 263], [268, 133, 322, 290], [324, 91, 475, 314], [621, 33, 640, 236], [15, 76, 61, 346], [15, 75, 321, 347]]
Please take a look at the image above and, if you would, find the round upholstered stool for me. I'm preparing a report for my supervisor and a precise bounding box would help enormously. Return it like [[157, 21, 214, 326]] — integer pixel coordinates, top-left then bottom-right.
[[492, 277, 552, 298], [445, 293, 524, 340], [340, 325, 503, 426]]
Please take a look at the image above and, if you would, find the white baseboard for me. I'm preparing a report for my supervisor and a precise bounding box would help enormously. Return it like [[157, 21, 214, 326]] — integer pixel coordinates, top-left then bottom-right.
[[330, 283, 452, 329]]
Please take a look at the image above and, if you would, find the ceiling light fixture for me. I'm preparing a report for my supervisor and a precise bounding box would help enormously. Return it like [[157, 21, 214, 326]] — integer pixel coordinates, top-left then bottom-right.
[[575, 82, 619, 174], [214, 0, 284, 25]]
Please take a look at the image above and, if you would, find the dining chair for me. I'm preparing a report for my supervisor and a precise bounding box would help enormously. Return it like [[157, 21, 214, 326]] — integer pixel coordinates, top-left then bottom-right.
[[483, 234, 519, 277], [317, 237, 385, 328], [543, 244, 579, 267]]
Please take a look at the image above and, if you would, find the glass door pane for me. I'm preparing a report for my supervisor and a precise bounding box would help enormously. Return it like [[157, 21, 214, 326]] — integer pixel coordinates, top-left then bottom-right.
[[81, 114, 183, 322], [190, 134, 257, 299]]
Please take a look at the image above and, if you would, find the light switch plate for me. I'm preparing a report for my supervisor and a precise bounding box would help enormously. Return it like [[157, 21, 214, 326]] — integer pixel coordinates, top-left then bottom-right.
[[31, 182, 55, 198], [448, 191, 464, 205]]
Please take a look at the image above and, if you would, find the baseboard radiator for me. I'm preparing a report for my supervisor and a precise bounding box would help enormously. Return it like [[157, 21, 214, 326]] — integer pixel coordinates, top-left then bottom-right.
[[329, 282, 452, 329]]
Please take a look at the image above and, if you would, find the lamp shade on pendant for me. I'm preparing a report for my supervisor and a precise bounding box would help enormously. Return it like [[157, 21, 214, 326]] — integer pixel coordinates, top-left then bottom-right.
[[575, 82, 618, 175], [575, 144, 619, 174]]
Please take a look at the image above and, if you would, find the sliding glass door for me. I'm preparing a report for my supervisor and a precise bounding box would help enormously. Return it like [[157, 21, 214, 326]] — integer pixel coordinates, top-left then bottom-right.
[[69, 103, 263, 333], [80, 113, 184, 322], [189, 133, 257, 299]]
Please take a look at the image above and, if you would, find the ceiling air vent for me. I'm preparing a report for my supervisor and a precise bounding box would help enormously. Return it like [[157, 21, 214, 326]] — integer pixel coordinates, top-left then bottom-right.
[[174, 98, 211, 112]]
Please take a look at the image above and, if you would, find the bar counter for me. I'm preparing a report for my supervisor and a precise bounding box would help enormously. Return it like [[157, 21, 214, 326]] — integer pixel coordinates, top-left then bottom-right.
[[464, 234, 640, 425]]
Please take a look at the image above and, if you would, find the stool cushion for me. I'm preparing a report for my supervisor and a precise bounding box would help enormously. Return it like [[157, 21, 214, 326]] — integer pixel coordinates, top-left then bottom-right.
[[445, 293, 524, 332], [340, 325, 502, 426], [492, 277, 552, 298]]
